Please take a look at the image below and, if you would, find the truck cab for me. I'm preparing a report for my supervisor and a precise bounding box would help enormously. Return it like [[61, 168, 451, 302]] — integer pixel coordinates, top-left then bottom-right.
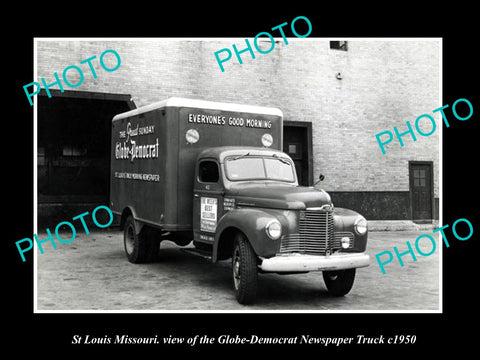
[[191, 146, 369, 304]]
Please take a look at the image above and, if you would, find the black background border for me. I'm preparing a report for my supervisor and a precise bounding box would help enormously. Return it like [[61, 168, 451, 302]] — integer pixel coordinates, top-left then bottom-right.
[[7, 5, 478, 355]]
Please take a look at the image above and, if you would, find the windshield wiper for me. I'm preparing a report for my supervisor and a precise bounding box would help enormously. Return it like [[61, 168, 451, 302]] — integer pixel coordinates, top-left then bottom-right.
[[272, 153, 290, 165], [232, 152, 250, 161]]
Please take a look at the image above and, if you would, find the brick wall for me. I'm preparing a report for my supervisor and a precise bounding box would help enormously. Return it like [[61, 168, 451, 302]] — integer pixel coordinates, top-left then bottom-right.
[[35, 38, 440, 200]]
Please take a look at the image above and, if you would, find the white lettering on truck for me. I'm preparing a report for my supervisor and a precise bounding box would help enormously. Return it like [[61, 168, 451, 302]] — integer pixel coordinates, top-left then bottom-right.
[[188, 112, 272, 129], [115, 121, 159, 162]]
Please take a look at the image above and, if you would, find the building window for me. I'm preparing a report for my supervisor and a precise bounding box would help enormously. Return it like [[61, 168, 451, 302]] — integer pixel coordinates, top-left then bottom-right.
[[62, 146, 87, 156], [413, 169, 426, 187], [330, 41, 348, 51], [38, 147, 46, 166]]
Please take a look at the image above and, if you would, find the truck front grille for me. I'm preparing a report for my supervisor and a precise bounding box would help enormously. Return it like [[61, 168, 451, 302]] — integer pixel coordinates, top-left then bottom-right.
[[280, 209, 342, 255]]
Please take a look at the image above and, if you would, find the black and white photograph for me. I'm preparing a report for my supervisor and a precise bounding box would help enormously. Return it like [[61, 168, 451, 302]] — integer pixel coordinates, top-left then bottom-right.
[[32, 38, 441, 312]]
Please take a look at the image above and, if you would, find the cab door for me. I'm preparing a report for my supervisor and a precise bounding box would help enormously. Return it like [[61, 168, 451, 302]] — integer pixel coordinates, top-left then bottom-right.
[[193, 159, 225, 244]]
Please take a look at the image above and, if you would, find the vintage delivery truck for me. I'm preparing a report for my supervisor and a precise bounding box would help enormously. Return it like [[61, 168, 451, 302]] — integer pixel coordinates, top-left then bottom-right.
[[110, 97, 370, 304]]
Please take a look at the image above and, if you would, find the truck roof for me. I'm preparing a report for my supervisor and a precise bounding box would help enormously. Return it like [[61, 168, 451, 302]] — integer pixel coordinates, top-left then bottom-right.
[[112, 97, 283, 122], [198, 146, 291, 163]]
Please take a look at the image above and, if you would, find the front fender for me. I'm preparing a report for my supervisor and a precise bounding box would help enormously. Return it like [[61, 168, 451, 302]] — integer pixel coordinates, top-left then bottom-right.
[[334, 207, 368, 252], [213, 208, 286, 262]]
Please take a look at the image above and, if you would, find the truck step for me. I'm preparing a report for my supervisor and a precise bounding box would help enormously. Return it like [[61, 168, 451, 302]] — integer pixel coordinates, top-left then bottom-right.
[[181, 248, 213, 260]]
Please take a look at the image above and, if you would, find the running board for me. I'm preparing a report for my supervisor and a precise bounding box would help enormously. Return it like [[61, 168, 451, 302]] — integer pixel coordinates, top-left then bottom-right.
[[181, 248, 212, 260]]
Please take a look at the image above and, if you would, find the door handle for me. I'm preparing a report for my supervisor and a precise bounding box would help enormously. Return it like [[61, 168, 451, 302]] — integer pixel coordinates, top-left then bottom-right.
[[194, 193, 200, 198]]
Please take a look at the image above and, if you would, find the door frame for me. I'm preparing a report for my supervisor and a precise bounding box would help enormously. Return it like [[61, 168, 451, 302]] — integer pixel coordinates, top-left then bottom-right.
[[193, 158, 224, 244], [37, 89, 136, 203], [408, 160, 434, 221], [283, 121, 313, 186]]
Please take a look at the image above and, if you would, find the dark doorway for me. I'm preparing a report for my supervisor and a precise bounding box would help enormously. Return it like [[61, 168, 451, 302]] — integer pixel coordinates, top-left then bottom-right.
[[409, 161, 434, 223], [283, 121, 313, 186], [37, 90, 135, 225]]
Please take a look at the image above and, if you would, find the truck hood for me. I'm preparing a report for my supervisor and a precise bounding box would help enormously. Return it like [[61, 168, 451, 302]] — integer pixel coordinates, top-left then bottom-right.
[[227, 183, 332, 210]]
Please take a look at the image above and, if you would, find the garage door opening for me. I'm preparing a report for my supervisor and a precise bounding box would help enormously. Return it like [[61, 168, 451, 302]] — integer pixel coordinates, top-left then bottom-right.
[[37, 90, 135, 227]]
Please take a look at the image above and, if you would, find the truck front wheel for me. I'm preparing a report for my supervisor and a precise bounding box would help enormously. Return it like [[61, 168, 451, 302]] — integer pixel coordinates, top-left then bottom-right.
[[232, 234, 258, 304], [322, 269, 356, 296], [124, 216, 159, 263]]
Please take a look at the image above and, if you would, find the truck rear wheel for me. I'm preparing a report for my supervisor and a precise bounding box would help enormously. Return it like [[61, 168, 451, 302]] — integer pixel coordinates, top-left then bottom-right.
[[124, 216, 159, 263], [322, 269, 356, 296], [232, 234, 258, 304]]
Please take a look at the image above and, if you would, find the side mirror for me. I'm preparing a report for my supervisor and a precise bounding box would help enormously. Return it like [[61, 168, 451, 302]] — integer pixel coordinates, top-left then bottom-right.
[[314, 174, 325, 185]]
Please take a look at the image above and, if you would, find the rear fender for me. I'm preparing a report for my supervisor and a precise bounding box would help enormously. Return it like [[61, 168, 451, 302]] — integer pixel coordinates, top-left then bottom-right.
[[120, 206, 145, 235]]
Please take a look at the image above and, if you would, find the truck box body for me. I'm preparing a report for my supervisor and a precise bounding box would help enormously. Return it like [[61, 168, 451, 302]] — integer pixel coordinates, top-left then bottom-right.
[[110, 97, 283, 231]]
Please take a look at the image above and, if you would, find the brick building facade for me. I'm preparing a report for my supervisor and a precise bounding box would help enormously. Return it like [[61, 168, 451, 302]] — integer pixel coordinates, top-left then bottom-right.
[[35, 38, 440, 224]]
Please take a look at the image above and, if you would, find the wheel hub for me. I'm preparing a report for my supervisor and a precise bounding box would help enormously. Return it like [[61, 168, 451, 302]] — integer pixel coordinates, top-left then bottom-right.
[[125, 226, 135, 255], [233, 250, 241, 289]]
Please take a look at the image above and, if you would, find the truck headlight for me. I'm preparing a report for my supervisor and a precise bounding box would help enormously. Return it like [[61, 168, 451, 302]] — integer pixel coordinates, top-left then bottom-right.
[[354, 217, 368, 235], [265, 220, 282, 240]]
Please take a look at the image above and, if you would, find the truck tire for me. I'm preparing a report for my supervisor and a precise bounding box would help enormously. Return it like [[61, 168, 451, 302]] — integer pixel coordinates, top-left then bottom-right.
[[232, 233, 258, 304], [322, 269, 356, 296], [124, 216, 159, 263]]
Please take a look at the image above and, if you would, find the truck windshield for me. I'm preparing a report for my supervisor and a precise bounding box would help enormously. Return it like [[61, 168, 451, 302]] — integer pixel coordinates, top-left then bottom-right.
[[225, 156, 295, 182]]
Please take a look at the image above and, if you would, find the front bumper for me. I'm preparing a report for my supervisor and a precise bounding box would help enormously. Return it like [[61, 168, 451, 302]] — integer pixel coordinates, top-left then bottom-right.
[[259, 252, 370, 272]]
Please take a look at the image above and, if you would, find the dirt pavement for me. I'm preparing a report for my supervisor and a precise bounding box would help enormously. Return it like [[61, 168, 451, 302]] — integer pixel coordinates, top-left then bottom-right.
[[36, 228, 440, 311]]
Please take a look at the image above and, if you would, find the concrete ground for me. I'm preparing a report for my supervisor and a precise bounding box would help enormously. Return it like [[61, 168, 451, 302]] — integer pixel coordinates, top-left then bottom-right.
[[36, 228, 440, 312]]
